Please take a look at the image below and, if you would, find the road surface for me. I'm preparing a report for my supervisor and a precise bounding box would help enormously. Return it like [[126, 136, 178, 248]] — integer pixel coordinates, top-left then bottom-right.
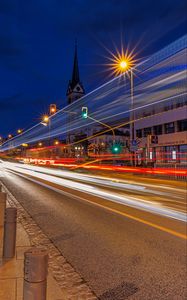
[[0, 160, 186, 299]]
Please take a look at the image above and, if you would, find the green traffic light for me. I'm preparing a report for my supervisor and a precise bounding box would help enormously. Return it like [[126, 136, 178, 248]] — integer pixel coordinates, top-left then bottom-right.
[[82, 107, 88, 119], [82, 112, 87, 118], [111, 143, 122, 154], [114, 147, 119, 152]]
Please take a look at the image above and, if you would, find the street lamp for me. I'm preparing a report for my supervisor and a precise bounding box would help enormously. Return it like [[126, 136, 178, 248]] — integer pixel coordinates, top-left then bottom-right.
[[41, 115, 51, 146], [108, 48, 137, 165], [54, 140, 59, 146], [17, 129, 22, 134], [41, 115, 49, 126]]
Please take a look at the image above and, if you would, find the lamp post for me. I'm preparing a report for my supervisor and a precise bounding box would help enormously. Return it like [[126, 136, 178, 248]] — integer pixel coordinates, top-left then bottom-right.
[[110, 49, 136, 166], [41, 115, 51, 146]]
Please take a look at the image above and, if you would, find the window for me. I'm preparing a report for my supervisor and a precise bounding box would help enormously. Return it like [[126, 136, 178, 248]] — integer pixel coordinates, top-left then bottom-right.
[[165, 146, 177, 162], [136, 129, 142, 138], [164, 122, 175, 134], [176, 100, 187, 108], [143, 127, 152, 137], [153, 125, 162, 135], [179, 144, 187, 164], [164, 104, 174, 111], [178, 119, 187, 132]]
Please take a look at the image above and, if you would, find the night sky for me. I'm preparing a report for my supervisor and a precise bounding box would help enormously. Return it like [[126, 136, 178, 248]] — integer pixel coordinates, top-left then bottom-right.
[[0, 0, 186, 136]]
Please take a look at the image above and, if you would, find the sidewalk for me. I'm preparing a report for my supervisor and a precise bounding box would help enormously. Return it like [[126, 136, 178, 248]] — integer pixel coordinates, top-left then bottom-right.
[[0, 219, 64, 300], [0, 182, 97, 300]]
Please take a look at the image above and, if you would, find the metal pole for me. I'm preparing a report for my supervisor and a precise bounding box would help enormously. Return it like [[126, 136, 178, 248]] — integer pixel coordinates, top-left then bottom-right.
[[3, 207, 17, 258], [130, 70, 136, 166], [0, 192, 6, 227], [23, 248, 48, 300]]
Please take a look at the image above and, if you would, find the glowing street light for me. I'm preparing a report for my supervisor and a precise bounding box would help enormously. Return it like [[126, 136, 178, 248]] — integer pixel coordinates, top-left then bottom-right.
[[41, 114, 52, 146], [17, 129, 22, 134], [107, 47, 136, 76], [108, 46, 137, 165], [42, 115, 49, 125], [8, 134, 12, 139]]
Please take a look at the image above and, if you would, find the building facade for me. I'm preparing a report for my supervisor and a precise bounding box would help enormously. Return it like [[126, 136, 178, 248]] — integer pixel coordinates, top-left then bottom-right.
[[134, 99, 187, 166]]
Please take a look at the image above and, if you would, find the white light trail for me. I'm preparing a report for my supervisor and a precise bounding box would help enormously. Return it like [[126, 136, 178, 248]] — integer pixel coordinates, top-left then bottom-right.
[[1, 161, 186, 222]]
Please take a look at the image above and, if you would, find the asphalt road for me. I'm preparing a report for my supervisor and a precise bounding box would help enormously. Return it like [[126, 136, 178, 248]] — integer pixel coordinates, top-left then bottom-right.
[[0, 161, 186, 299]]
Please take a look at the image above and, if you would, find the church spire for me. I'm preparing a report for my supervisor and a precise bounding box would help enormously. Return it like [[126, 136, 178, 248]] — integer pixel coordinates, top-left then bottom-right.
[[66, 40, 85, 105], [71, 40, 80, 87]]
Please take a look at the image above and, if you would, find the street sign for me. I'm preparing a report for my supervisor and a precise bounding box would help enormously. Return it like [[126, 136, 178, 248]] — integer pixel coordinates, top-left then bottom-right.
[[131, 140, 137, 146]]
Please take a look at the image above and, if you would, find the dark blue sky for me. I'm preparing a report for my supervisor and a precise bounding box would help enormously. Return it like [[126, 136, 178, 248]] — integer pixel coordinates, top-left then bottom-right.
[[0, 0, 186, 136]]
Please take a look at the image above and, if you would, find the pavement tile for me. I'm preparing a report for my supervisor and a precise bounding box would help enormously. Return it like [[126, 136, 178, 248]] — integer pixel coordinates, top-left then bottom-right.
[[16, 246, 30, 260], [0, 258, 23, 279], [16, 223, 30, 247], [0, 278, 16, 300], [16, 278, 23, 300]]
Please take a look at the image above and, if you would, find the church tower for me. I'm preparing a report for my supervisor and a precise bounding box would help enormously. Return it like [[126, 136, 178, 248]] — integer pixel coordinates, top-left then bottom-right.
[[66, 42, 85, 105]]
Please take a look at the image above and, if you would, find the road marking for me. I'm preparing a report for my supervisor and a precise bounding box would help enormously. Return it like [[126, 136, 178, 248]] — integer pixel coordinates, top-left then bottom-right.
[[6, 169, 187, 240]]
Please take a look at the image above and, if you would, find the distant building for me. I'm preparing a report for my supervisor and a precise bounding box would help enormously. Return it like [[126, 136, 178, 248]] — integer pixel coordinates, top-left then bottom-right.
[[88, 127, 130, 156]]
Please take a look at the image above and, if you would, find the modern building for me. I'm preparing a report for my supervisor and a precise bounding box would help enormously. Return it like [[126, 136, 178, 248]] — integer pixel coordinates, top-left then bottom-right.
[[134, 100, 187, 166], [131, 35, 187, 167]]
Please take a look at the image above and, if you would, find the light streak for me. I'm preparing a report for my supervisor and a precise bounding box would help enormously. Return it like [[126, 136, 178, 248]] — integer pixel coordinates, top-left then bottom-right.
[[1, 161, 186, 223]]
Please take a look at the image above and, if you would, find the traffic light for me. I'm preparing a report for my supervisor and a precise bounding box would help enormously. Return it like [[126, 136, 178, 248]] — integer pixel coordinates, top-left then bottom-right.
[[111, 143, 122, 154], [150, 135, 158, 144], [50, 104, 57, 115], [82, 107, 88, 119]]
